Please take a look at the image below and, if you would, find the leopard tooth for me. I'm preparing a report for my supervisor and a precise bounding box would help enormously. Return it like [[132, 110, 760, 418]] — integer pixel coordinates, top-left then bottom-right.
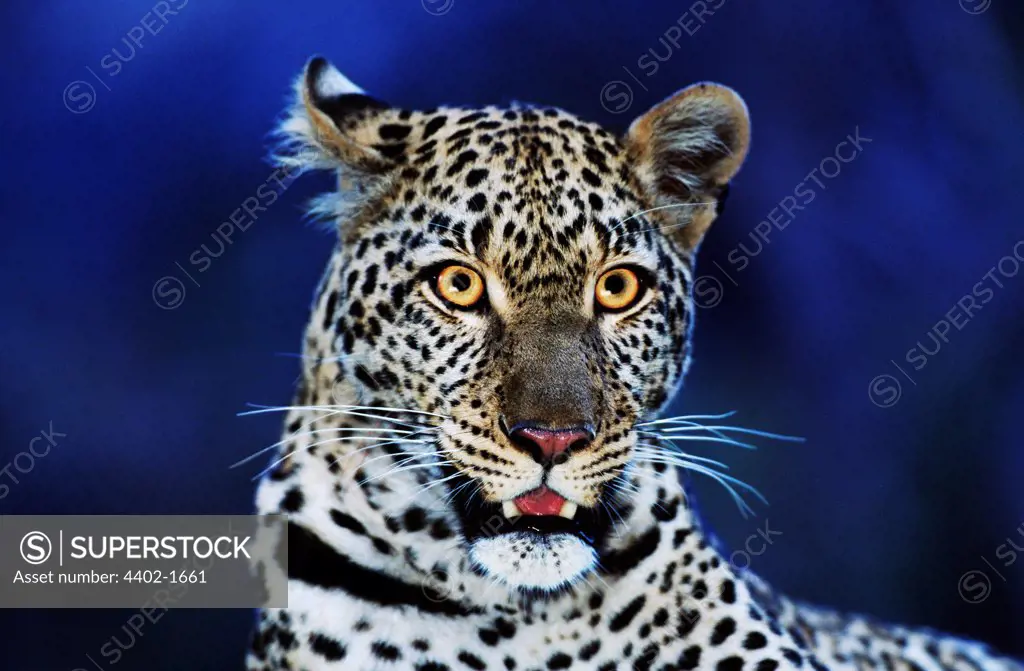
[[558, 501, 579, 520], [503, 501, 522, 519]]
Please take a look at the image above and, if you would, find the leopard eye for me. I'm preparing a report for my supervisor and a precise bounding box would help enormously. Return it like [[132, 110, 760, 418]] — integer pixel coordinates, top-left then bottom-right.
[[436, 265, 485, 308], [595, 267, 642, 311]]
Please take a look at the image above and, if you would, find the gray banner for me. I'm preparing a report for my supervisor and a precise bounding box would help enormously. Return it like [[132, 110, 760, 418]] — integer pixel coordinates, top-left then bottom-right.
[[0, 515, 287, 608]]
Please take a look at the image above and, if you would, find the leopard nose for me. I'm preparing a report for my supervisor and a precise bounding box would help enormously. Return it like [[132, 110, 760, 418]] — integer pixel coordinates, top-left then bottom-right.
[[506, 423, 595, 465]]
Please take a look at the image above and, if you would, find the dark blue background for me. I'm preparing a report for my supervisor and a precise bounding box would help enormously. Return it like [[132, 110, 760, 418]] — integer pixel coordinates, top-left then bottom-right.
[[2, 1, 1022, 668]]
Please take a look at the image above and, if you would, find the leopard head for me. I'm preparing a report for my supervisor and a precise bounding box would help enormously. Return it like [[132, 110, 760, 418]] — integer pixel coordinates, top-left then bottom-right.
[[278, 57, 749, 591]]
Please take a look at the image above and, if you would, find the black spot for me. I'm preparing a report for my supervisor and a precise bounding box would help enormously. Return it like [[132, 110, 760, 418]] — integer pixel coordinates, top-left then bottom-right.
[[609, 595, 646, 632], [781, 649, 803, 667], [329, 509, 367, 535], [710, 617, 737, 645], [280, 487, 304, 513], [634, 643, 660, 671], [422, 116, 448, 140], [308, 633, 346, 661], [466, 193, 487, 212], [371, 640, 402, 661], [416, 663, 450, 671], [379, 124, 412, 140], [672, 528, 692, 549], [470, 217, 492, 253], [756, 661, 779, 671], [581, 168, 602, 187], [493, 617, 516, 638], [446, 150, 479, 176], [601, 527, 660, 575], [743, 632, 768, 650], [372, 537, 394, 555], [547, 653, 572, 670], [361, 264, 379, 296], [373, 142, 406, 160], [429, 520, 452, 539], [717, 657, 744, 671], [466, 168, 489, 187], [478, 628, 500, 646], [401, 506, 425, 532], [720, 579, 736, 604], [579, 640, 601, 661], [457, 112, 487, 125], [678, 645, 701, 670], [458, 651, 487, 670], [588, 193, 604, 211]]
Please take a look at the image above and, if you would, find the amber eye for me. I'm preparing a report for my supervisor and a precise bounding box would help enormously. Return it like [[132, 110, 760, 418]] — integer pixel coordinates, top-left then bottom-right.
[[596, 267, 642, 311], [436, 265, 485, 308]]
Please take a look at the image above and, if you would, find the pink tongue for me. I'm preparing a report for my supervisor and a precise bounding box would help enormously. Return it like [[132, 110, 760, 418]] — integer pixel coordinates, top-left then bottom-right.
[[514, 486, 566, 516]]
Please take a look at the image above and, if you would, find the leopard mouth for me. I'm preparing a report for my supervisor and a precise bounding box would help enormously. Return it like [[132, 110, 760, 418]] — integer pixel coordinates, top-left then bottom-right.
[[438, 464, 626, 590], [496, 486, 592, 541], [449, 476, 598, 539]]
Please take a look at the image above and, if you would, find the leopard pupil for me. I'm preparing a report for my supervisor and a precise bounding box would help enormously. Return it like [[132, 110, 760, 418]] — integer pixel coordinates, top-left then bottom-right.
[[452, 273, 471, 292], [605, 275, 625, 294]]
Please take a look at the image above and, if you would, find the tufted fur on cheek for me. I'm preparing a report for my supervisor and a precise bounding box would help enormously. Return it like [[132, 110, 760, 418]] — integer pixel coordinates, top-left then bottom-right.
[[626, 83, 750, 251]]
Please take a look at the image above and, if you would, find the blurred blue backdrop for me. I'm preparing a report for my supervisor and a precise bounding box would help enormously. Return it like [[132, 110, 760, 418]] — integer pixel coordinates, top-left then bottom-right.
[[2, 1, 1022, 668]]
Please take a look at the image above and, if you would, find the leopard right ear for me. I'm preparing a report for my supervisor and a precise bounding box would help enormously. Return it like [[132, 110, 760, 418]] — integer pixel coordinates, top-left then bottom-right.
[[274, 57, 399, 178]]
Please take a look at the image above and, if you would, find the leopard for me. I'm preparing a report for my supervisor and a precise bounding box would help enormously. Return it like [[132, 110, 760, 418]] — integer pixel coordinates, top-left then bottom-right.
[[246, 56, 1023, 671]]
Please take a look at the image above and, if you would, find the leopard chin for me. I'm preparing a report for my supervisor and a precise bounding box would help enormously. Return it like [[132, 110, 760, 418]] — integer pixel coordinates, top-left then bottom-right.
[[468, 532, 597, 591]]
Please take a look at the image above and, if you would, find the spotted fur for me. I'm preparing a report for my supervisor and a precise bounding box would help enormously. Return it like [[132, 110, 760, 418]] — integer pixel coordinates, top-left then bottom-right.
[[247, 57, 1022, 671]]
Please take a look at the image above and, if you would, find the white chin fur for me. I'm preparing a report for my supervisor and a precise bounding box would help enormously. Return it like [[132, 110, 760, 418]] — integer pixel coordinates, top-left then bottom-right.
[[468, 532, 597, 591]]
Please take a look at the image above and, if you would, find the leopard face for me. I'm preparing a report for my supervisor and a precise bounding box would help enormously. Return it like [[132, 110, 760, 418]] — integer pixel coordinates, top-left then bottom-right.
[[278, 58, 749, 592]]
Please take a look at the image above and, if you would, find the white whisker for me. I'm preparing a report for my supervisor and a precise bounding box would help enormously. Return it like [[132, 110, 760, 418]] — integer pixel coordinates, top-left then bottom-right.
[[639, 431, 757, 451], [635, 444, 731, 470], [360, 460, 455, 485], [230, 426, 422, 469]]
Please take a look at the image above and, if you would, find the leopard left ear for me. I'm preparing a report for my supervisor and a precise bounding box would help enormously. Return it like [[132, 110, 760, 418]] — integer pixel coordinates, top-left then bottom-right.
[[275, 57, 396, 175], [626, 83, 750, 250], [273, 57, 406, 237]]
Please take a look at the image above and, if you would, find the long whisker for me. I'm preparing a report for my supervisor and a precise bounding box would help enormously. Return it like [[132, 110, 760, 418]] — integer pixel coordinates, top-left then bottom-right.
[[638, 411, 738, 425], [647, 424, 804, 443], [638, 431, 758, 451], [631, 456, 763, 518], [240, 402, 449, 420], [359, 460, 457, 485], [251, 436, 423, 481], [357, 448, 454, 472], [635, 444, 731, 470], [230, 426, 421, 469]]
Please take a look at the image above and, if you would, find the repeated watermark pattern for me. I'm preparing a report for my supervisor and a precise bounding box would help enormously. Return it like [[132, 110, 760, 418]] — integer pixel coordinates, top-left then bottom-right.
[[693, 127, 872, 309], [0, 422, 67, 501], [422, 0, 454, 16], [868, 240, 1024, 408], [957, 521, 1024, 604], [62, 0, 189, 114], [599, 0, 730, 114], [151, 164, 301, 310], [960, 0, 992, 14]]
